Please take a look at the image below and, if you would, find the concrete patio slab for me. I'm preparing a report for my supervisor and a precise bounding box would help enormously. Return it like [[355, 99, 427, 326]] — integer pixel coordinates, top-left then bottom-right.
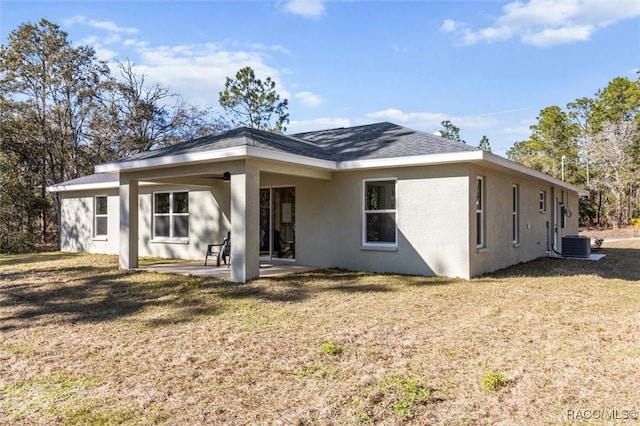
[[138, 260, 317, 279]]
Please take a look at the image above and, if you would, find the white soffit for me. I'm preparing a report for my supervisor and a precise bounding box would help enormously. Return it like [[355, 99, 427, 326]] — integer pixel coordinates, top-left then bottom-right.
[[73, 145, 588, 197]]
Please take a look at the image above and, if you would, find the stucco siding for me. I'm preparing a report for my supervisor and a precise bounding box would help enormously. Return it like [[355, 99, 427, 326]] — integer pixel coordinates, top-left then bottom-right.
[[58, 161, 581, 279], [60, 184, 231, 261], [288, 165, 471, 278], [136, 184, 230, 260], [469, 165, 580, 277], [60, 189, 120, 255]]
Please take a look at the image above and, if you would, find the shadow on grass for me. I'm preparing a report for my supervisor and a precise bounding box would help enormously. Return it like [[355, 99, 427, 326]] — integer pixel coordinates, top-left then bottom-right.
[[0, 252, 83, 266], [204, 269, 403, 303], [486, 246, 640, 281], [0, 263, 224, 331]]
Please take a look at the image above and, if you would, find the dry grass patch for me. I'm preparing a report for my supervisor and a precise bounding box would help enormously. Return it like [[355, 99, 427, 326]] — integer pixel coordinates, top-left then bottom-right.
[[1, 242, 639, 424]]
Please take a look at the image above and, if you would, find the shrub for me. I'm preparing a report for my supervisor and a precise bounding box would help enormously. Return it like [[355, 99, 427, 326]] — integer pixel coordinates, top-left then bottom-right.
[[631, 218, 640, 228], [380, 376, 432, 419], [320, 339, 343, 356], [481, 372, 507, 392], [0, 232, 36, 254], [593, 237, 604, 250]]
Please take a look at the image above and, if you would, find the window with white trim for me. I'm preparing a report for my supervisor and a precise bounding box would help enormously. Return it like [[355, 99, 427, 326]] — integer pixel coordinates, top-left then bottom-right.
[[512, 184, 519, 244], [539, 190, 547, 212], [153, 191, 189, 239], [476, 177, 485, 248], [363, 179, 397, 246], [94, 196, 108, 237]]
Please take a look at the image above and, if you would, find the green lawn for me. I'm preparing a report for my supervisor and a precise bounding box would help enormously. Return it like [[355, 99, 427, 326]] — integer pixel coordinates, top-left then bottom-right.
[[1, 241, 639, 425]]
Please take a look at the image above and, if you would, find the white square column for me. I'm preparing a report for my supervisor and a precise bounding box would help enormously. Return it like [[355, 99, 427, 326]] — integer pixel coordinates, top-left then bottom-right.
[[119, 176, 139, 269], [230, 164, 260, 282]]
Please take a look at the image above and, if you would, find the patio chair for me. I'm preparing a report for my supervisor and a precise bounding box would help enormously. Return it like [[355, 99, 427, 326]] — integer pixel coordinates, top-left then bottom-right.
[[204, 231, 230, 267]]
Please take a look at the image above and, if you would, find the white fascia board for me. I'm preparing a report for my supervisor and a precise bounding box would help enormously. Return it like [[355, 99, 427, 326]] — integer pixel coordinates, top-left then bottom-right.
[[481, 152, 590, 197], [336, 150, 485, 170], [336, 150, 589, 196], [46, 181, 118, 192], [95, 145, 337, 173], [244, 146, 336, 170], [95, 146, 250, 173], [46, 180, 158, 193]]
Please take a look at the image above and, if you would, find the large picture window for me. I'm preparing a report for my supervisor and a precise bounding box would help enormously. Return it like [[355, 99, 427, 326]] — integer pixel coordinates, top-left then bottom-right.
[[476, 177, 485, 248], [363, 179, 397, 246], [154, 191, 189, 239], [94, 196, 108, 237]]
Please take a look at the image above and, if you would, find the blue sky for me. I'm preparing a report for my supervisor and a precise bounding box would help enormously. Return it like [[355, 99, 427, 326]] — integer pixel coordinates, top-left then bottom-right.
[[2, 0, 639, 155]]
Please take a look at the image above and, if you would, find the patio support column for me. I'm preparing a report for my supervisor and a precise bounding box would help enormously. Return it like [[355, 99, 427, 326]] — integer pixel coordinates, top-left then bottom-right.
[[230, 163, 260, 283], [119, 175, 139, 270]]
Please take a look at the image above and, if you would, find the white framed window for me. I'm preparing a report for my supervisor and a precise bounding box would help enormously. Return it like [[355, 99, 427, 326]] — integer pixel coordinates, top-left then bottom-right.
[[94, 196, 108, 237], [476, 177, 485, 248], [363, 179, 397, 247], [153, 191, 189, 239], [539, 190, 547, 212], [512, 184, 519, 244]]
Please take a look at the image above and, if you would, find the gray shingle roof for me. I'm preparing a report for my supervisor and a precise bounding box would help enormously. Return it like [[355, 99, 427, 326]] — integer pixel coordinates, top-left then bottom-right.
[[53, 173, 118, 186], [108, 122, 478, 165], [293, 122, 478, 161], [111, 126, 333, 163]]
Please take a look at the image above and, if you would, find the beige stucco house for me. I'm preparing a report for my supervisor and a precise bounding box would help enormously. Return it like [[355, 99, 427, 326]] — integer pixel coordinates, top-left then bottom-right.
[[48, 122, 588, 283]]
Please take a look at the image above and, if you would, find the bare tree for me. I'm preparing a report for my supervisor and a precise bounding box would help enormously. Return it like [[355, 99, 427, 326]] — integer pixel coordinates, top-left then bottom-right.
[[589, 120, 638, 227]]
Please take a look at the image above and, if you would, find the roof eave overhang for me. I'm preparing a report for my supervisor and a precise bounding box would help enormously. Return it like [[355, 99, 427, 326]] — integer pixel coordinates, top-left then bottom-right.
[[337, 150, 589, 196], [46, 180, 162, 193], [94, 145, 337, 174], [480, 152, 590, 197], [85, 146, 588, 197], [336, 150, 484, 170]]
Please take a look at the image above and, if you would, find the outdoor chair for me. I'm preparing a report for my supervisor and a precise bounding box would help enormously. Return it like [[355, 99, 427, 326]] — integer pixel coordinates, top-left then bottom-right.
[[204, 231, 230, 267]]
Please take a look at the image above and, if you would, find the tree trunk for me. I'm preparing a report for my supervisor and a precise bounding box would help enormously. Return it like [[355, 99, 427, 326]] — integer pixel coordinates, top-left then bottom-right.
[[41, 177, 47, 244]]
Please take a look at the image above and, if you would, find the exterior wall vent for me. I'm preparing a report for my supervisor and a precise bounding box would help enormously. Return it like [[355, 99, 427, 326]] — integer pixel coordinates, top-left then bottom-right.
[[562, 235, 591, 258]]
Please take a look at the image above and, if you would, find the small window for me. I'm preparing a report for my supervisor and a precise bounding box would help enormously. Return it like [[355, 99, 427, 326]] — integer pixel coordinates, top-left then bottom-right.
[[476, 177, 485, 248], [94, 196, 108, 237], [153, 191, 189, 239], [539, 190, 547, 212], [363, 179, 397, 246], [512, 184, 519, 244]]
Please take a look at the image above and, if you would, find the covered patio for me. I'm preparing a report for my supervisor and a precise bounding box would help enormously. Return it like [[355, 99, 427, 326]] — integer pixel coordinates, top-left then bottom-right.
[[93, 128, 334, 283]]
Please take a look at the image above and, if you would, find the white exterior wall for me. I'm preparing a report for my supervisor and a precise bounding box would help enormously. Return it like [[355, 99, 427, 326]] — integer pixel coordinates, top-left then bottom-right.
[[60, 183, 231, 261], [58, 161, 581, 279], [60, 189, 120, 255], [468, 165, 581, 277], [137, 184, 230, 260], [271, 164, 471, 279]]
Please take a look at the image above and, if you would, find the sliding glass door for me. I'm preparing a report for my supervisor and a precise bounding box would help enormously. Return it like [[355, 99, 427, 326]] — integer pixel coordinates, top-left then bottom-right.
[[260, 187, 295, 260]]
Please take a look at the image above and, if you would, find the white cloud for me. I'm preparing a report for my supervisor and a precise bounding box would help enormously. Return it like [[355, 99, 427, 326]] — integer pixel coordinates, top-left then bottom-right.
[[522, 24, 594, 46], [132, 44, 283, 106], [391, 44, 408, 53], [63, 15, 138, 34], [62, 16, 292, 107], [365, 108, 447, 129], [440, 19, 457, 33], [363, 108, 498, 132], [287, 117, 351, 133], [294, 91, 323, 108], [283, 0, 325, 18], [443, 0, 640, 47]]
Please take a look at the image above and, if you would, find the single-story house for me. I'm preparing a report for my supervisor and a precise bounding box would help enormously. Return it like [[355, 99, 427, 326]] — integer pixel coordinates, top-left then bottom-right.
[[47, 122, 588, 282]]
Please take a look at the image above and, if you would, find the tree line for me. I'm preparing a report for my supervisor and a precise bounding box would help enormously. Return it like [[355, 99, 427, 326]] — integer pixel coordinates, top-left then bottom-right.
[[1, 19, 288, 253], [2, 19, 636, 253], [506, 76, 640, 228]]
